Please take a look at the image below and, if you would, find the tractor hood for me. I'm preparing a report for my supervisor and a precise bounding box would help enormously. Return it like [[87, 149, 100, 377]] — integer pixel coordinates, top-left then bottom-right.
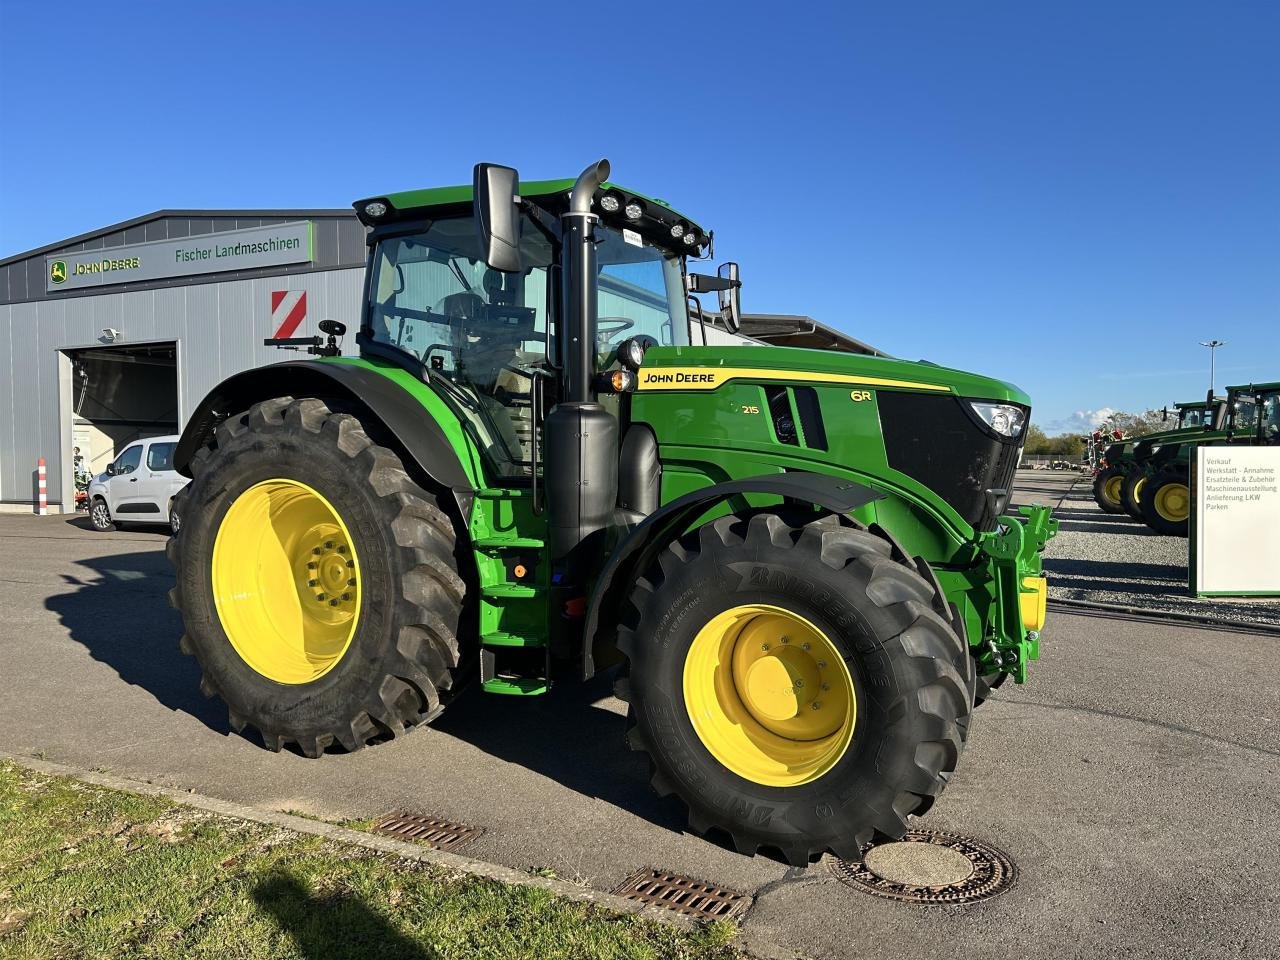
[[637, 344, 1031, 407]]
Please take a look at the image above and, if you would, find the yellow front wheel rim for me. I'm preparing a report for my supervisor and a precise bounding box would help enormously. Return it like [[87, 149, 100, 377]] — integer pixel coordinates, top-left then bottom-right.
[[1154, 483, 1190, 522], [683, 604, 856, 787], [1132, 476, 1147, 504], [212, 479, 361, 684], [1103, 475, 1123, 505]]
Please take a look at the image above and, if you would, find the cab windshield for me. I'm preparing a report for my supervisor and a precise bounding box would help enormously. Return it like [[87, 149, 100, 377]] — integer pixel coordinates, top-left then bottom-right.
[[1260, 391, 1280, 441], [365, 214, 688, 477], [1230, 397, 1258, 433], [1179, 407, 1207, 428]]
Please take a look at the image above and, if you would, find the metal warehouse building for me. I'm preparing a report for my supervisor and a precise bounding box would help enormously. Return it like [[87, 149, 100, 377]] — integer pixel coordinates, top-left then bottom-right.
[[0, 210, 367, 512]]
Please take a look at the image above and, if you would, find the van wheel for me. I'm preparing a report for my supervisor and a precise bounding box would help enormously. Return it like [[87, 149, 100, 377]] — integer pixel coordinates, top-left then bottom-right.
[[168, 500, 181, 535], [90, 497, 114, 532]]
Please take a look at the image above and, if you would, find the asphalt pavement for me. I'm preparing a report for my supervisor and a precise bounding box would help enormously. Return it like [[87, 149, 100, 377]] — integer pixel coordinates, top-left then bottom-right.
[[1, 482, 1277, 960]]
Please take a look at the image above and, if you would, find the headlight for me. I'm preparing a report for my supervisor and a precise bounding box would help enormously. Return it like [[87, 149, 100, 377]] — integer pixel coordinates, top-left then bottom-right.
[[624, 201, 643, 220], [363, 201, 387, 218], [599, 193, 621, 213], [969, 401, 1026, 439]]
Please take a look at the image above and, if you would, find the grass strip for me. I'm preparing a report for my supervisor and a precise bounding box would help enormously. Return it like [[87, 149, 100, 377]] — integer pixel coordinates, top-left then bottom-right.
[[0, 760, 742, 959]]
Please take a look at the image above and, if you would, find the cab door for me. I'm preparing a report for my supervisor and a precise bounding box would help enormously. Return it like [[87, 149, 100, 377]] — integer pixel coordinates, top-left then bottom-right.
[[134, 440, 182, 518], [106, 443, 146, 515]]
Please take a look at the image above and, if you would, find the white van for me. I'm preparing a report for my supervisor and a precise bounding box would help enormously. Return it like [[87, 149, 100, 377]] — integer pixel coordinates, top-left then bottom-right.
[[87, 435, 188, 533]]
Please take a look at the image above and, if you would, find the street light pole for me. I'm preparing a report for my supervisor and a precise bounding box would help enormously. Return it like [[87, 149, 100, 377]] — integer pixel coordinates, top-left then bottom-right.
[[1200, 339, 1226, 393]]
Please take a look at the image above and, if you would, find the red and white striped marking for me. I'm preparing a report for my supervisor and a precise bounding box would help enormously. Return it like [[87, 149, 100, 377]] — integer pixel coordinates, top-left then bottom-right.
[[36, 457, 47, 516], [270, 290, 307, 339]]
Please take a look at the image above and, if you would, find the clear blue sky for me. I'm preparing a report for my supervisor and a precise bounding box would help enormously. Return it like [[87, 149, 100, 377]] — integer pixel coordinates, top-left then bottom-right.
[[2, 2, 1276, 431]]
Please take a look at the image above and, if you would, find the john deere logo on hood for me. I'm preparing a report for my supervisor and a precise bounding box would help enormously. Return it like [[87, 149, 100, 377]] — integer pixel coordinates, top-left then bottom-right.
[[50, 260, 67, 285]]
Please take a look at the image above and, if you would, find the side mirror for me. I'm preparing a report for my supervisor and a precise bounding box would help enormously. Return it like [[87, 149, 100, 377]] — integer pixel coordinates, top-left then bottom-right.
[[105, 464, 115, 476], [318, 319, 346, 337], [473, 163, 522, 273], [717, 262, 741, 333], [1161, 406, 1169, 422]]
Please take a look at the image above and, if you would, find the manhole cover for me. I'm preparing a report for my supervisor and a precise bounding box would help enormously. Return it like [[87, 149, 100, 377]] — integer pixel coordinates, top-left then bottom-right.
[[612, 868, 750, 920], [370, 811, 481, 849], [829, 829, 1015, 905]]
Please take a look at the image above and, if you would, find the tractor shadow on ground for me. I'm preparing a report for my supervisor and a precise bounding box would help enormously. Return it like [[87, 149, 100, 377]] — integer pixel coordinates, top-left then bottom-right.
[[44, 548, 232, 736], [433, 671, 690, 836], [43, 548, 689, 837], [253, 873, 437, 960]]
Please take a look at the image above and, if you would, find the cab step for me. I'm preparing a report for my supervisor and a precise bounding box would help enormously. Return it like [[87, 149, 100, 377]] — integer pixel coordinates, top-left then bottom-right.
[[482, 677, 549, 696], [481, 583, 541, 599], [481, 631, 545, 648], [474, 487, 530, 499], [473, 536, 545, 550]]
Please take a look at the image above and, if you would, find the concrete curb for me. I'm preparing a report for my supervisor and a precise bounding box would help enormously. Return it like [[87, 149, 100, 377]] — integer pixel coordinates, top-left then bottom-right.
[[0, 750, 700, 933]]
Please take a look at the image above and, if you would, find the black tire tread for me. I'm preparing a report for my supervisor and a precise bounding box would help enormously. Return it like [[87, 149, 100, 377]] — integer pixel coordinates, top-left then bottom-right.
[[617, 510, 972, 866], [168, 396, 468, 756]]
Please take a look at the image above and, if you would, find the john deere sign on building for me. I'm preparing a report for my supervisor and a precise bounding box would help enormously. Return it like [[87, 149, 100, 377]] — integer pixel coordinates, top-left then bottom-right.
[[46, 221, 313, 291]]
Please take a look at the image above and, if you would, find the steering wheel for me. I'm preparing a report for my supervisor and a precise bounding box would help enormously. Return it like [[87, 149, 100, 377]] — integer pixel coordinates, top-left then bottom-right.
[[597, 317, 635, 340]]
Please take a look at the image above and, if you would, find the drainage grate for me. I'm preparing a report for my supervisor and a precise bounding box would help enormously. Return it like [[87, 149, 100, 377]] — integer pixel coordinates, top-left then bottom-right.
[[829, 829, 1016, 905], [370, 811, 481, 849], [612, 868, 751, 920]]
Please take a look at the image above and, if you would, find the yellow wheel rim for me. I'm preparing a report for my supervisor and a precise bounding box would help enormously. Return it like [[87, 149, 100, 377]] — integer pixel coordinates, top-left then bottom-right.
[[1154, 482, 1190, 522], [683, 604, 855, 787], [1103, 475, 1123, 505], [1132, 476, 1147, 504], [212, 479, 361, 684]]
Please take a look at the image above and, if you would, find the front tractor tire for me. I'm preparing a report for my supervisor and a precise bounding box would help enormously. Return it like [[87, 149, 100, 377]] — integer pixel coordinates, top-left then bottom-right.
[[1120, 470, 1149, 521], [618, 511, 971, 866], [167, 397, 468, 756], [1092, 466, 1126, 514], [1139, 470, 1191, 537]]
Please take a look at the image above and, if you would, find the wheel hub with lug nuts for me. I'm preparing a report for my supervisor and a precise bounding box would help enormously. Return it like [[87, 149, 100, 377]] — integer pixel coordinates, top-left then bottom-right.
[[212, 479, 361, 685], [683, 603, 855, 787]]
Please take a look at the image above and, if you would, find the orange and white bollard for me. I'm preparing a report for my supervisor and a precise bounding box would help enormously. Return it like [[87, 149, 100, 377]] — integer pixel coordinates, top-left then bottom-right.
[[36, 457, 48, 516]]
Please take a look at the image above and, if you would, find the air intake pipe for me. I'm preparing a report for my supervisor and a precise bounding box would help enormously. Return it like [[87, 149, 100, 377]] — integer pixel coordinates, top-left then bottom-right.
[[545, 159, 618, 656]]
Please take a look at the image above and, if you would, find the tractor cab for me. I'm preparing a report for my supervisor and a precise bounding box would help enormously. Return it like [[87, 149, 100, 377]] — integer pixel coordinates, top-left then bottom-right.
[[352, 172, 739, 484], [1224, 382, 1280, 443]]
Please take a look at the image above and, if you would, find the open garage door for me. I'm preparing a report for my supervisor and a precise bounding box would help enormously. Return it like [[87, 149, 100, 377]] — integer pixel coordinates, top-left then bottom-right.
[[65, 343, 179, 492]]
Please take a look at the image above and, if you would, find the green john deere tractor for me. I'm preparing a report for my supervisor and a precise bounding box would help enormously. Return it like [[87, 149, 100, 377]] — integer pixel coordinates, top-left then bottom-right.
[[168, 159, 1056, 865], [1134, 382, 1280, 536], [1091, 399, 1222, 518]]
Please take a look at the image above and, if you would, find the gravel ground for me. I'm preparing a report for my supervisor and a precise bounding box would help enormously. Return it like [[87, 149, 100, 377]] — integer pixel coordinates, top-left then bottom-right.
[[1020, 471, 1280, 628]]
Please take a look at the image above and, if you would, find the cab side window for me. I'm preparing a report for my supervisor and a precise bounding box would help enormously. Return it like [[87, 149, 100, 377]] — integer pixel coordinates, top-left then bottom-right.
[[147, 442, 176, 472], [115, 445, 142, 475]]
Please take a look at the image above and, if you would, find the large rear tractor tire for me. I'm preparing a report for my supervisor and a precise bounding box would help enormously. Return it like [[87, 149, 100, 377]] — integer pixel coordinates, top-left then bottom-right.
[[167, 397, 469, 756], [1139, 470, 1191, 537], [1120, 470, 1149, 521], [617, 511, 971, 866], [1092, 466, 1126, 514]]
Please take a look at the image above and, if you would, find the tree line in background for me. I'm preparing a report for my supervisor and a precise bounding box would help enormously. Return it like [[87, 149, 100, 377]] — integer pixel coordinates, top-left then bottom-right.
[[1025, 409, 1169, 459]]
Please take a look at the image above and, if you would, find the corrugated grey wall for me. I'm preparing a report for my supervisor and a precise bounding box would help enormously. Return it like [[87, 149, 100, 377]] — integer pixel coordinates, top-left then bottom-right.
[[0, 267, 366, 505]]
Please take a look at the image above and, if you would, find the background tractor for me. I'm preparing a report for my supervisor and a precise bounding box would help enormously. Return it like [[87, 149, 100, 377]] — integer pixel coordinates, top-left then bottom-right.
[[1091, 399, 1221, 517], [168, 159, 1056, 865], [1135, 382, 1280, 536]]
